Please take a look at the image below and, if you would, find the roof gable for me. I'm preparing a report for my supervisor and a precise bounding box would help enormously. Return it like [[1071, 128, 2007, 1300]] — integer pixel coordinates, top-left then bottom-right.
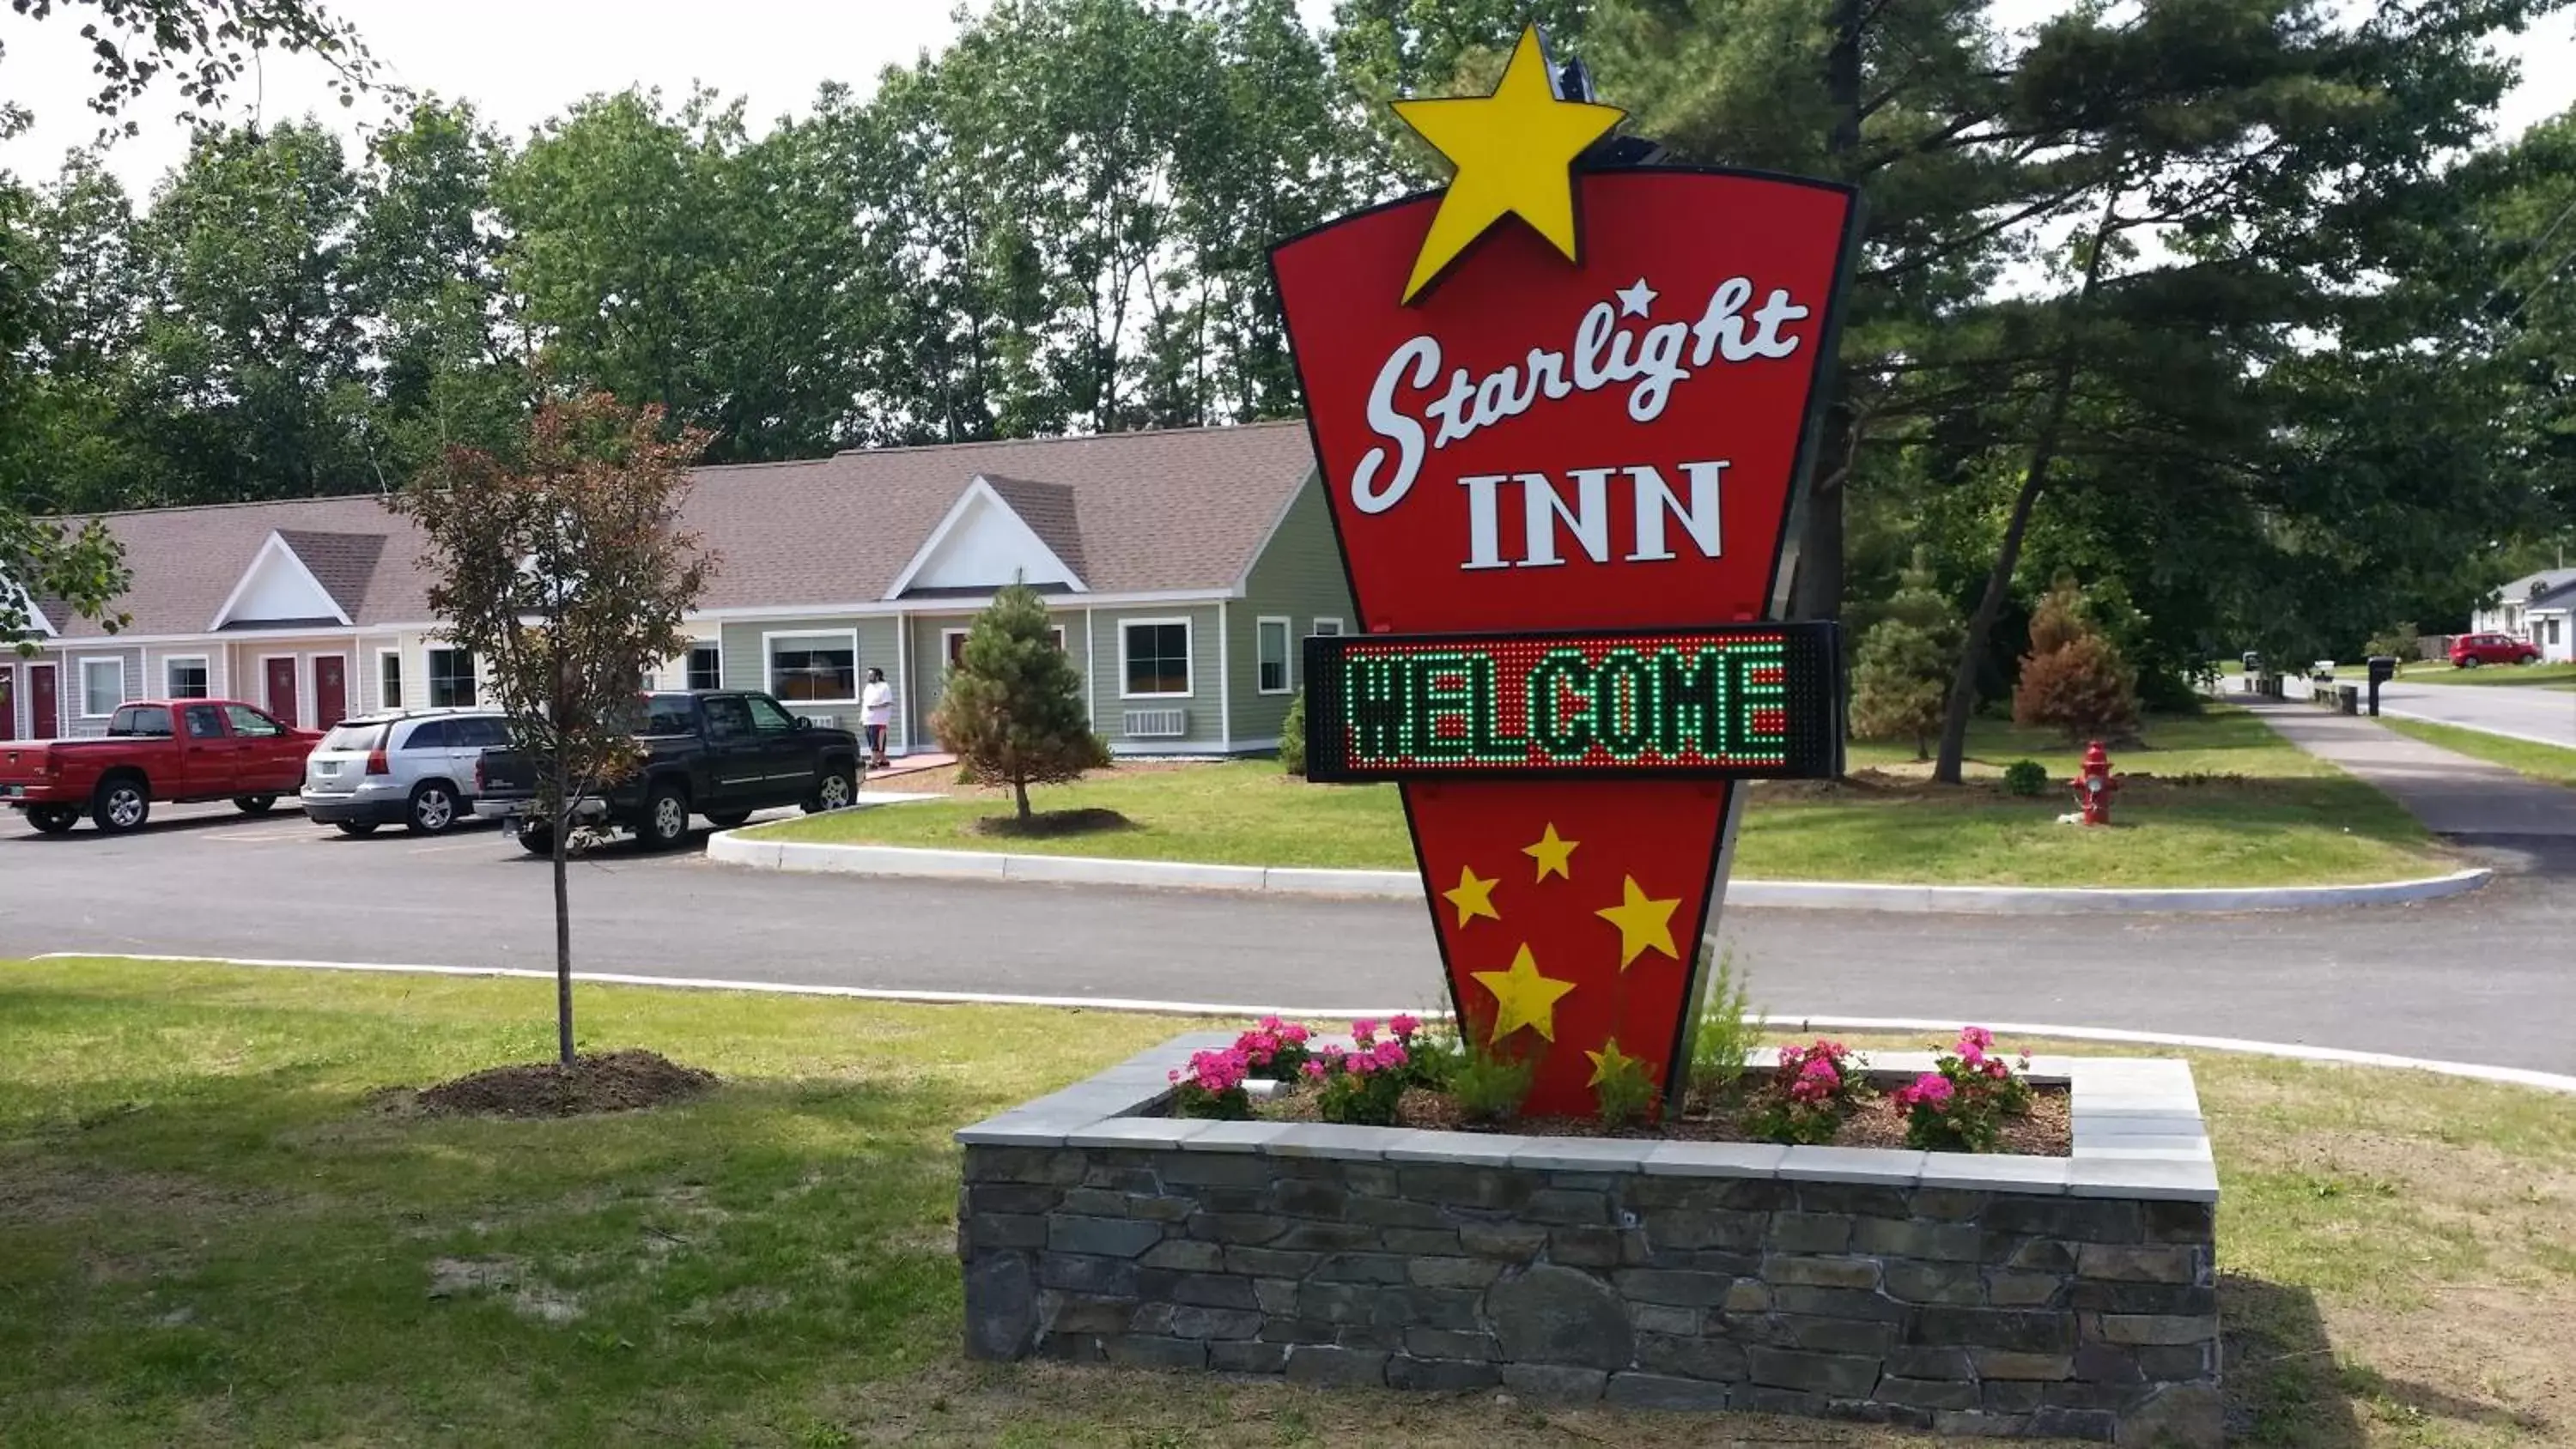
[[275, 530, 386, 616], [884, 474, 1091, 598], [211, 531, 355, 630], [4, 579, 53, 637]]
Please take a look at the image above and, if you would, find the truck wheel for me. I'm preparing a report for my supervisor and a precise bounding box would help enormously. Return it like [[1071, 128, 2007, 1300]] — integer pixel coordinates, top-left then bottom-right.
[[25, 806, 80, 834], [407, 781, 460, 835], [639, 784, 690, 851], [804, 762, 858, 814], [234, 794, 278, 815], [702, 810, 752, 829], [91, 775, 150, 834], [517, 823, 556, 857], [335, 821, 381, 838]]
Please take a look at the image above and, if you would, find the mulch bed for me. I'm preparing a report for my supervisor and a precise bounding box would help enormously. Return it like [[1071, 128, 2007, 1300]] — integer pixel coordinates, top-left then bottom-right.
[[968, 807, 1136, 839], [414, 1050, 717, 1119], [1258, 1079, 2072, 1156]]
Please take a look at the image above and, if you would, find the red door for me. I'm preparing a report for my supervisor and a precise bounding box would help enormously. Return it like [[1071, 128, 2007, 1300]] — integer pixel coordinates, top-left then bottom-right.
[[265, 657, 299, 726], [313, 656, 347, 729], [0, 667, 14, 741], [27, 664, 58, 740]]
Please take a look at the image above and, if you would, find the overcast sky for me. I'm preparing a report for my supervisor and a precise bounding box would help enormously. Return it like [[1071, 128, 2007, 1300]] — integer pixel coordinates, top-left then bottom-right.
[[3, 0, 2572, 197]]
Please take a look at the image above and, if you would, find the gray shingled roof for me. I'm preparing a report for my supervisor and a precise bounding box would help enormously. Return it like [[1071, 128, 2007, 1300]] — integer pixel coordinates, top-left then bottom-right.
[[31, 422, 1318, 640]]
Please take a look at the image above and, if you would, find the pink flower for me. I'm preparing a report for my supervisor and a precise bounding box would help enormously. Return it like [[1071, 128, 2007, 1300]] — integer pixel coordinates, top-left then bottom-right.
[[1303, 1059, 1326, 1080], [1389, 1014, 1421, 1039], [1351, 1017, 1381, 1044], [1371, 1040, 1407, 1070], [1280, 1022, 1310, 1045], [1169, 1069, 1182, 1083], [1984, 1058, 2008, 1080]]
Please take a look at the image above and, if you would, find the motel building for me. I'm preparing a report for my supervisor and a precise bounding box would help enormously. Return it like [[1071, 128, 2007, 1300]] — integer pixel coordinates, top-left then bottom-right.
[[2, 424, 1355, 758]]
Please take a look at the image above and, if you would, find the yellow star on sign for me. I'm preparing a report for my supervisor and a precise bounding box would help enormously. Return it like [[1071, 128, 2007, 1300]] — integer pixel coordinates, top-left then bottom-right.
[[1523, 822, 1579, 882], [1442, 864, 1502, 929], [1472, 943, 1579, 1043], [1585, 1037, 1644, 1088], [1595, 875, 1682, 970], [1392, 24, 1625, 304]]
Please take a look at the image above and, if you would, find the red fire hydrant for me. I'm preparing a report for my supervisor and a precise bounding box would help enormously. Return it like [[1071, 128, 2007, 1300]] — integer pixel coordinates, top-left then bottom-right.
[[2070, 740, 2120, 826]]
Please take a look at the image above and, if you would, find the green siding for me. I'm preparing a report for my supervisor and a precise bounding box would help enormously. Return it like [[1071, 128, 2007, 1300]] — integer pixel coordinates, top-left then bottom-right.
[[906, 606, 1094, 755], [1231, 474, 1356, 747], [1093, 603, 1224, 752], [718, 618, 904, 749]]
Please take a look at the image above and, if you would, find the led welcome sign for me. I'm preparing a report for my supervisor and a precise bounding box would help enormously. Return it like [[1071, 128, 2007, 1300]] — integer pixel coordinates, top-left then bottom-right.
[[1304, 625, 1841, 782]]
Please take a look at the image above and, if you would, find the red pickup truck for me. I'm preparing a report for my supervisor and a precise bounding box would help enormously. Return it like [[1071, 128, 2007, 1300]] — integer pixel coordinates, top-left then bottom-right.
[[1, 699, 318, 834]]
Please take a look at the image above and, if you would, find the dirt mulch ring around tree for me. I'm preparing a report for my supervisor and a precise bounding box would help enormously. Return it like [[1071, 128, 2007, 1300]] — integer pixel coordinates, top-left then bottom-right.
[[1260, 1080, 2073, 1156], [411, 1050, 718, 1119], [967, 807, 1136, 839]]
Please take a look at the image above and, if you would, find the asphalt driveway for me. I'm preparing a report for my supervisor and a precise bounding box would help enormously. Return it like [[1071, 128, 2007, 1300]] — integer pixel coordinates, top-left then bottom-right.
[[2380, 678, 2576, 749], [5, 801, 2573, 1076]]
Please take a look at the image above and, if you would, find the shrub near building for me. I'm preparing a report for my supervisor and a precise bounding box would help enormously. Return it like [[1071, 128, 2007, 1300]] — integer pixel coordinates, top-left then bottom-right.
[[931, 581, 1110, 824], [2014, 581, 2141, 743]]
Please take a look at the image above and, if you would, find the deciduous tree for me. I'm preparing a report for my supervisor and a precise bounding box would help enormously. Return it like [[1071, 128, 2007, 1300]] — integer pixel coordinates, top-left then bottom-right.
[[391, 392, 715, 1064]]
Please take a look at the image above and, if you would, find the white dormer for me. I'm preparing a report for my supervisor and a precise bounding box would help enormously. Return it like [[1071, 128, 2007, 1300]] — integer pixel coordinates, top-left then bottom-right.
[[210, 531, 353, 630], [884, 475, 1089, 597]]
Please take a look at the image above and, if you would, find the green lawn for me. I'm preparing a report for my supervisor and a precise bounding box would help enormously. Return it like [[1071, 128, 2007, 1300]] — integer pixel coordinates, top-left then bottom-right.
[[3, 958, 2570, 1447], [2397, 659, 2576, 688], [757, 709, 2451, 888], [2380, 718, 2576, 790]]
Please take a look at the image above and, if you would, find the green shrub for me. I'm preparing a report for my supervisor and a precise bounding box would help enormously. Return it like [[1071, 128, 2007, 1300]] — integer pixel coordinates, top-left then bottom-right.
[[1849, 549, 1964, 761], [1686, 944, 1762, 1106], [1279, 689, 1307, 776], [2002, 759, 2050, 797], [1436, 1014, 1536, 1125], [1589, 1041, 1657, 1129]]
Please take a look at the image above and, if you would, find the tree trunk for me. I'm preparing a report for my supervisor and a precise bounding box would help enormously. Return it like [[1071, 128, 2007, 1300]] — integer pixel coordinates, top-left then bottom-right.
[[550, 747, 574, 1067], [1013, 776, 1032, 822], [1790, 0, 1867, 627], [1931, 189, 2121, 785]]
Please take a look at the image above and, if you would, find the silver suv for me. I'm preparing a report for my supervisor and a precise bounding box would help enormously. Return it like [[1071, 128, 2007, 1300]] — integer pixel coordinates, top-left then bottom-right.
[[300, 709, 513, 836]]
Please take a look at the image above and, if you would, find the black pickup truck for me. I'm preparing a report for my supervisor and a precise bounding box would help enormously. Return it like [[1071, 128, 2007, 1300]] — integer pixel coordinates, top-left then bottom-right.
[[472, 691, 864, 854]]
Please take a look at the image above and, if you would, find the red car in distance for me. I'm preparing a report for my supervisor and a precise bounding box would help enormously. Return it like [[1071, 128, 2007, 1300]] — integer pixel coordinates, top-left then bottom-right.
[[0, 699, 317, 834], [2448, 633, 2543, 668]]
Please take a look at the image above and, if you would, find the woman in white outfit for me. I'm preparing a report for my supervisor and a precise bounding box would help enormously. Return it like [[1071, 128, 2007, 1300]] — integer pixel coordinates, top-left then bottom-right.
[[860, 667, 895, 768]]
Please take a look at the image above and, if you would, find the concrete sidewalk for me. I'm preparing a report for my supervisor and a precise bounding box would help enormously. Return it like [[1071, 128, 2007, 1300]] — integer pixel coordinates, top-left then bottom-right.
[[2247, 700, 2576, 838]]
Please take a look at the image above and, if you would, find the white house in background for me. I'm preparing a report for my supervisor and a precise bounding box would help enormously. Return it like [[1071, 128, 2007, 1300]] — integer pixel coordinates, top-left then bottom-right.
[[2521, 579, 2576, 662], [2470, 567, 2576, 642]]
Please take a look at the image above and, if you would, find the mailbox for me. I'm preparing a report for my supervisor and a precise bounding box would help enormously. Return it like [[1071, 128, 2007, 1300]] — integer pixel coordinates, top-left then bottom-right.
[[2366, 655, 2398, 717]]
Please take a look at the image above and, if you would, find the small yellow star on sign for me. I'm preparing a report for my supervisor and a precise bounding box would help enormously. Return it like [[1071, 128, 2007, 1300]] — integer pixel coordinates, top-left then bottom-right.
[[1585, 1037, 1645, 1088], [1523, 822, 1579, 882], [1595, 875, 1682, 969], [1392, 24, 1625, 304], [1442, 864, 1502, 929], [1472, 943, 1579, 1043]]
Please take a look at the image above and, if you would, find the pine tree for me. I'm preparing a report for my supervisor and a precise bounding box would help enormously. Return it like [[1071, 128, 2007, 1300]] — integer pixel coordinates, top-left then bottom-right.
[[2013, 583, 2138, 743], [930, 580, 1109, 822], [1850, 549, 1961, 760]]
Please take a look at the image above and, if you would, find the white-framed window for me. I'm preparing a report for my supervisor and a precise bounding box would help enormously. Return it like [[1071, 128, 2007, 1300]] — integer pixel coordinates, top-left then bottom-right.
[[427, 648, 476, 708], [945, 624, 1066, 670], [78, 656, 124, 718], [165, 656, 210, 699], [377, 649, 404, 710], [1121, 617, 1193, 699], [686, 642, 723, 692], [767, 629, 858, 703], [1311, 618, 1345, 637], [1255, 616, 1291, 694]]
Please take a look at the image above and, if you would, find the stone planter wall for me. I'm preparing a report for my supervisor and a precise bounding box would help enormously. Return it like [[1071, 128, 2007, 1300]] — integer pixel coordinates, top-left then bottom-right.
[[957, 1036, 2221, 1446]]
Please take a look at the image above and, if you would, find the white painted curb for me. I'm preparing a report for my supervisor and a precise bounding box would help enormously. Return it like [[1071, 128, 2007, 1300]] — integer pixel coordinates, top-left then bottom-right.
[[31, 953, 2576, 1097], [705, 827, 2490, 913]]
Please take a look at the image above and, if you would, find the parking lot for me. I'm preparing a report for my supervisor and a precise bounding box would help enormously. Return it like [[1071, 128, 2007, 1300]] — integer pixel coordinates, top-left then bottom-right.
[[0, 797, 1443, 1005]]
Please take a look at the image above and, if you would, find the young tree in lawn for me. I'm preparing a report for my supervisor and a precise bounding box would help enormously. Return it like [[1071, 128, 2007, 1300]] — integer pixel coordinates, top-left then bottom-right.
[[1850, 548, 1963, 760], [391, 392, 714, 1065], [932, 580, 1108, 822]]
